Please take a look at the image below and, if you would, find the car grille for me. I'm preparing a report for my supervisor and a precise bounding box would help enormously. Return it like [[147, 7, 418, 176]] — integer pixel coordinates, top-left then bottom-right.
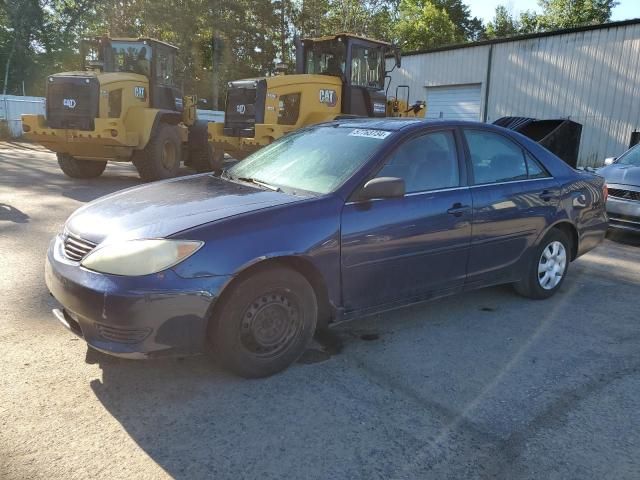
[[63, 232, 97, 261], [608, 188, 640, 201], [96, 323, 152, 344]]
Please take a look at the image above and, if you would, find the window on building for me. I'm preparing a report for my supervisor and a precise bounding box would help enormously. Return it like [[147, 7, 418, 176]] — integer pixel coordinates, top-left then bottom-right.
[[376, 131, 459, 193]]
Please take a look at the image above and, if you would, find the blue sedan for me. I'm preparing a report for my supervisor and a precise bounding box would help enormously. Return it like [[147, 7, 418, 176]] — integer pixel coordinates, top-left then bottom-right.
[[45, 119, 608, 377]]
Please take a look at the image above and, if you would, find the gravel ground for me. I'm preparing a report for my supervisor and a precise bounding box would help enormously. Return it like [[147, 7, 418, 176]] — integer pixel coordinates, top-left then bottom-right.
[[1, 144, 639, 479]]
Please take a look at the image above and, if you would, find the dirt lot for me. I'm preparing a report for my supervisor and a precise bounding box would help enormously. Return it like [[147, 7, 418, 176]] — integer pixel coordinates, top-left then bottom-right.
[[1, 143, 639, 479]]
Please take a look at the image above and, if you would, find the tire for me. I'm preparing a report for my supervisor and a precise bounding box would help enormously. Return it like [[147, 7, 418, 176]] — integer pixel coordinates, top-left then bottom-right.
[[191, 143, 225, 174], [514, 228, 571, 299], [133, 123, 182, 182], [57, 153, 106, 178], [210, 265, 318, 378]]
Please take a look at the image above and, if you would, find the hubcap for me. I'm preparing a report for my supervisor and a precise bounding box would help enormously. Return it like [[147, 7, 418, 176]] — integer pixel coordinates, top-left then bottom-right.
[[161, 141, 177, 170], [239, 291, 302, 358], [538, 240, 567, 290]]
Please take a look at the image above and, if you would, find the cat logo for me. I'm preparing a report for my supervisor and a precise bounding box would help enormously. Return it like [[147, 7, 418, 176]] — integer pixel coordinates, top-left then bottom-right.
[[134, 86, 146, 99], [63, 99, 76, 109], [319, 89, 337, 107]]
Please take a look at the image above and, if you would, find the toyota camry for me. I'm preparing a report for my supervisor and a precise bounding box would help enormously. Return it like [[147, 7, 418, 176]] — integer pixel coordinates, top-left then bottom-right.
[[45, 119, 608, 377]]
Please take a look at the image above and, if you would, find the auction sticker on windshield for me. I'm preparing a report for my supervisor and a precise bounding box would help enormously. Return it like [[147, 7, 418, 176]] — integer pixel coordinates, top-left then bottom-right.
[[348, 129, 391, 139]]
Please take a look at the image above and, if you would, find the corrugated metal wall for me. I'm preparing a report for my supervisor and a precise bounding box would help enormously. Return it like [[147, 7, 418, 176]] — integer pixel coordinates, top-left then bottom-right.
[[388, 22, 640, 167], [0, 95, 46, 137]]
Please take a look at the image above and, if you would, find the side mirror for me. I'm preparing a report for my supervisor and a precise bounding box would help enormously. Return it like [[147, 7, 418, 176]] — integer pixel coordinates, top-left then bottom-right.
[[359, 177, 405, 200], [603, 157, 616, 166]]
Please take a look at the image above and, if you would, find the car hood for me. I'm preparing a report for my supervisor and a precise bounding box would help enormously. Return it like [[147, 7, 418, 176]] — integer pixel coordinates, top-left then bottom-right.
[[599, 164, 640, 187], [65, 174, 303, 244]]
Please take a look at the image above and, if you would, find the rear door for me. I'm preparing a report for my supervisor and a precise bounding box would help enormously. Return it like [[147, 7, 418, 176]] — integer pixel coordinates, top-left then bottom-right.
[[461, 128, 559, 288], [340, 128, 472, 311]]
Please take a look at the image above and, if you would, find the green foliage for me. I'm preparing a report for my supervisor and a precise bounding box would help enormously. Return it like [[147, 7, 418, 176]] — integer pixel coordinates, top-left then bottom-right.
[[485, 0, 618, 40], [537, 0, 618, 30], [0, 0, 621, 101], [394, 0, 462, 51], [485, 6, 520, 39], [431, 0, 483, 40]]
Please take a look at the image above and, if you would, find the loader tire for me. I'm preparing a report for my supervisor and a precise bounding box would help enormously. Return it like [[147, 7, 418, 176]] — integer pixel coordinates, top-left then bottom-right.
[[133, 123, 182, 182], [187, 120, 222, 174], [57, 154, 106, 179]]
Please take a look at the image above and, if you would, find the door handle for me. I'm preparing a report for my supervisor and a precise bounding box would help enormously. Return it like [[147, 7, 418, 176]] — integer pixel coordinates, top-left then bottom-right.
[[539, 190, 556, 202], [447, 203, 471, 217]]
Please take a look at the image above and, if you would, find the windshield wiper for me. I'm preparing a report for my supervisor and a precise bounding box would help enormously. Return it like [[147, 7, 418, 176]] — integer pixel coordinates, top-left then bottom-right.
[[236, 177, 281, 192]]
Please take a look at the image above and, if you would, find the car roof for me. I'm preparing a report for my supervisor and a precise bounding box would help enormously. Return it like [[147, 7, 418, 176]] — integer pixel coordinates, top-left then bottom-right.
[[329, 118, 493, 131]]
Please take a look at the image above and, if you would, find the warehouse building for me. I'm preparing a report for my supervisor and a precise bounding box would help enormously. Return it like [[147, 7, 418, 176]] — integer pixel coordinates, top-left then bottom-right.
[[387, 18, 640, 167]]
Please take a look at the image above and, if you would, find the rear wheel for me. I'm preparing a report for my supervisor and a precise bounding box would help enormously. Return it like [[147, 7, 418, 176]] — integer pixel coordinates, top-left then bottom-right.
[[57, 153, 106, 178], [210, 265, 317, 378], [514, 229, 571, 299], [133, 123, 182, 182]]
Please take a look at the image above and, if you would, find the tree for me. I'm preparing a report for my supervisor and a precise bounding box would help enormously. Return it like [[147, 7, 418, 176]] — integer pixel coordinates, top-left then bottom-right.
[[537, 0, 618, 30], [485, 6, 521, 39], [486, 0, 619, 40], [431, 0, 484, 41], [394, 0, 461, 51]]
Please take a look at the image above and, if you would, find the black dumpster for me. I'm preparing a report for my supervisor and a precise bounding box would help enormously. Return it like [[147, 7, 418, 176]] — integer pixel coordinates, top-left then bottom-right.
[[493, 117, 582, 168]]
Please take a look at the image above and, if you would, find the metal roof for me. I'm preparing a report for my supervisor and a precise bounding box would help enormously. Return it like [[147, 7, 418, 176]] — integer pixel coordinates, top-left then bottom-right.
[[401, 17, 640, 57], [302, 32, 392, 46]]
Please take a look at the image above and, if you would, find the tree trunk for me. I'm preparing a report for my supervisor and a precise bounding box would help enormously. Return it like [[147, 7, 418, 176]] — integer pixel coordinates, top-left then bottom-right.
[[3, 40, 17, 96]]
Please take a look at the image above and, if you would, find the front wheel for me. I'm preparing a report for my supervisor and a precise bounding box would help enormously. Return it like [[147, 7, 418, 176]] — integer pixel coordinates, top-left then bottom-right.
[[210, 266, 317, 378], [57, 154, 106, 178], [514, 229, 571, 299], [133, 124, 182, 182]]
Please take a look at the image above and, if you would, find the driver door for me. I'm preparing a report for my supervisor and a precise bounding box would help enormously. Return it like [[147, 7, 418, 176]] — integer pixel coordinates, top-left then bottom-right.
[[340, 128, 472, 312]]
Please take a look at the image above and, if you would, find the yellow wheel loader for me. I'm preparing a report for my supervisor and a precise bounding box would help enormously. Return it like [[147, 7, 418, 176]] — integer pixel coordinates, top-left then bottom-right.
[[208, 33, 425, 161], [21, 37, 214, 181]]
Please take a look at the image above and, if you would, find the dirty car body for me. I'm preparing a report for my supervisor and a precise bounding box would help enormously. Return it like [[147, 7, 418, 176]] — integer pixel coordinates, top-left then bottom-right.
[[598, 144, 640, 233], [45, 119, 608, 366]]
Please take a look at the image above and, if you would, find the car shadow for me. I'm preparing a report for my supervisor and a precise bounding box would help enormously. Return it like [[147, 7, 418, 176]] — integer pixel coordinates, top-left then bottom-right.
[[606, 229, 640, 247], [83, 258, 640, 480], [0, 203, 29, 223]]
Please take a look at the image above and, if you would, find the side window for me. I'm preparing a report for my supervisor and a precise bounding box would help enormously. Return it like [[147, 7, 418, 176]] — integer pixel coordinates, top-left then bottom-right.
[[156, 50, 176, 86], [377, 131, 459, 193], [525, 152, 550, 179], [464, 130, 528, 184], [277, 93, 301, 125]]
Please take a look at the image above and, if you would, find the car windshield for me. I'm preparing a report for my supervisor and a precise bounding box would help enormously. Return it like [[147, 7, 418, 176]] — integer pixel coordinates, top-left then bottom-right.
[[227, 126, 392, 194], [617, 145, 640, 166]]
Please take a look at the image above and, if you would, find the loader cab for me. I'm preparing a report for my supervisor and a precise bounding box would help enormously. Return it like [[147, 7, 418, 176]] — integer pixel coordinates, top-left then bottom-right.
[[298, 33, 400, 117], [80, 37, 182, 112]]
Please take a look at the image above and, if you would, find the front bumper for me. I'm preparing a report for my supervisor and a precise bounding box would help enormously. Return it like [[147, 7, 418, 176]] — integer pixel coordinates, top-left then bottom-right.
[[45, 236, 231, 358], [606, 192, 640, 233]]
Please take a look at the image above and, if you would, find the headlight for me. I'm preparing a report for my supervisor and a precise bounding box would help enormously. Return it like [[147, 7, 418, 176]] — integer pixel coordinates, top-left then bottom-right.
[[81, 239, 203, 276]]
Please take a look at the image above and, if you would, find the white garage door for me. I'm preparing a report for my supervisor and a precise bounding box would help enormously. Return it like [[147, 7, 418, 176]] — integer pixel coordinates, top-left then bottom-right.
[[425, 84, 482, 121]]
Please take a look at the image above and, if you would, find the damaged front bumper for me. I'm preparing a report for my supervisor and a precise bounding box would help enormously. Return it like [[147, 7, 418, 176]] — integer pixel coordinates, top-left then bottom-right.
[[45, 236, 231, 358]]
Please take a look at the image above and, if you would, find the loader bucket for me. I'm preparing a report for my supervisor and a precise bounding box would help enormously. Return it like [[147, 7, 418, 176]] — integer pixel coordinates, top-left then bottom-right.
[[493, 117, 582, 168]]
